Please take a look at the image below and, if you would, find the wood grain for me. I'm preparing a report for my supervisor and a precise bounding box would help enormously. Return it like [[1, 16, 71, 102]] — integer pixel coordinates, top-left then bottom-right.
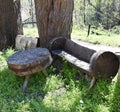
[[7, 48, 53, 76], [50, 37, 119, 79], [34, 0, 74, 47]]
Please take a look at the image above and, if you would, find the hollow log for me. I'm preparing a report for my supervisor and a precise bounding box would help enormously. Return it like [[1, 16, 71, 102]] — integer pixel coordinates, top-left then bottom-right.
[[50, 36, 119, 79], [115, 52, 120, 80]]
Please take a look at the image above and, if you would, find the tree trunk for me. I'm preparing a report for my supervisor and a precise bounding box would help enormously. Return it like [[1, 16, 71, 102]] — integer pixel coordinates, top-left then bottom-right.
[[83, 0, 86, 24], [2, 0, 18, 48], [0, 0, 7, 50], [14, 0, 23, 35], [34, 0, 74, 47], [30, 0, 35, 27]]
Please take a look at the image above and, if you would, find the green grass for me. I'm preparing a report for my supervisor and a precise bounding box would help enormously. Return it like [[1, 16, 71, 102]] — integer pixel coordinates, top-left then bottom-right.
[[23, 27, 38, 37], [71, 27, 120, 47], [23, 26, 120, 47], [11, 27, 120, 111], [0, 49, 120, 112]]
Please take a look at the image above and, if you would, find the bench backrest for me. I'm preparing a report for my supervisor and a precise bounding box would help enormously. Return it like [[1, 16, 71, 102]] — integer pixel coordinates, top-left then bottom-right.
[[49, 36, 96, 63], [64, 39, 95, 63]]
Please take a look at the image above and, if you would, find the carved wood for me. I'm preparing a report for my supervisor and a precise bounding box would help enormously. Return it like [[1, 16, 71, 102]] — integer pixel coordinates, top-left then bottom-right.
[[52, 50, 90, 74], [50, 37, 119, 88], [8, 48, 52, 76], [7, 48, 53, 92]]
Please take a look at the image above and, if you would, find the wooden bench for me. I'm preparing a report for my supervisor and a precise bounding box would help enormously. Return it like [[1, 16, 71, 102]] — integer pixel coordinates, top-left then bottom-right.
[[49, 36, 119, 89], [115, 52, 120, 79]]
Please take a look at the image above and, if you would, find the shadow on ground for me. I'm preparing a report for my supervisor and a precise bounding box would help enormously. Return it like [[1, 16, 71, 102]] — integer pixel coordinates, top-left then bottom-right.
[[0, 65, 118, 112], [0, 67, 49, 111]]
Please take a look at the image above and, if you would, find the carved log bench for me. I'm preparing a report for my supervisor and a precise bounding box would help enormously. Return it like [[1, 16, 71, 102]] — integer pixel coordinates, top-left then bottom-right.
[[115, 52, 120, 79], [49, 36, 119, 89], [7, 48, 53, 92]]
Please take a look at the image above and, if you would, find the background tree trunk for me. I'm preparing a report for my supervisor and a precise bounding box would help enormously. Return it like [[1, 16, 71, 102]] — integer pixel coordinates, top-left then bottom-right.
[[2, 0, 18, 48], [34, 0, 74, 47], [83, 0, 86, 24], [0, 0, 7, 50], [14, 0, 23, 35]]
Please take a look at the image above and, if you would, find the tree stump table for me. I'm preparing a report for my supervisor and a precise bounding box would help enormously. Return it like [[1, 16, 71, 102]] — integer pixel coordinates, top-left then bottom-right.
[[7, 48, 53, 92]]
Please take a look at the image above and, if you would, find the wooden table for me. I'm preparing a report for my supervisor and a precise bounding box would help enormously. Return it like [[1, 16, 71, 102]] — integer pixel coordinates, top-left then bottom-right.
[[7, 48, 53, 92]]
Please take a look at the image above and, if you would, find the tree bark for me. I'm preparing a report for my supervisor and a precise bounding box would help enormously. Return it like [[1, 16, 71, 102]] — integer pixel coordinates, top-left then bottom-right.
[[83, 0, 86, 24], [2, 0, 18, 48], [14, 0, 23, 35], [0, 0, 20, 50], [0, 0, 7, 50], [34, 0, 74, 47]]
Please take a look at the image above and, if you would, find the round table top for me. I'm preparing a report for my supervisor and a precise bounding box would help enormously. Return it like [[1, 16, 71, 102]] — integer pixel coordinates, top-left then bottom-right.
[[7, 48, 53, 76], [8, 48, 50, 65]]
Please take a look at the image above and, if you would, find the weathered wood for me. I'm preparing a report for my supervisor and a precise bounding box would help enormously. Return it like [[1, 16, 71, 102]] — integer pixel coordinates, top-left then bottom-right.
[[115, 52, 120, 80], [8, 48, 52, 76], [90, 51, 119, 79], [50, 37, 119, 88], [2, 0, 18, 48], [15, 35, 38, 50], [65, 39, 95, 63], [49, 36, 67, 50], [0, 0, 7, 50], [34, 0, 74, 47], [89, 77, 96, 89], [52, 50, 119, 79], [22, 75, 29, 93], [52, 50, 90, 74], [7, 48, 53, 92]]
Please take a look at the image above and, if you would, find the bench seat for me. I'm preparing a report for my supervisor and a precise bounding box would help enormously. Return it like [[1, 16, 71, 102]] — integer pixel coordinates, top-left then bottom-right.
[[52, 50, 90, 74]]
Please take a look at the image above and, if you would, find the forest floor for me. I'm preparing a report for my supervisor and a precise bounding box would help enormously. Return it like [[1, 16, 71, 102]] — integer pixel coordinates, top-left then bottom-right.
[[71, 28, 120, 47], [0, 49, 120, 112], [23, 27, 120, 47], [0, 27, 119, 112]]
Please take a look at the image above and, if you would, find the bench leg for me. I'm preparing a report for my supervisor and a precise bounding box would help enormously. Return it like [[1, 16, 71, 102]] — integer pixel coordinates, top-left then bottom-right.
[[22, 75, 30, 93], [41, 68, 47, 76], [88, 77, 96, 90]]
